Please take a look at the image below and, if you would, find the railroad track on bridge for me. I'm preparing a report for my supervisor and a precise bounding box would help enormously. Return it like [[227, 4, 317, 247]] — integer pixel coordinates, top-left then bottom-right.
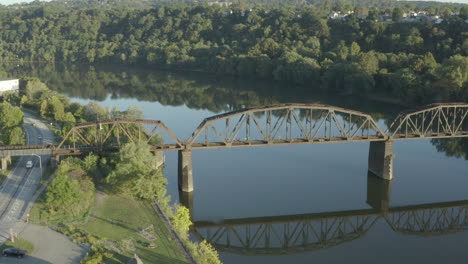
[[0, 102, 466, 156]]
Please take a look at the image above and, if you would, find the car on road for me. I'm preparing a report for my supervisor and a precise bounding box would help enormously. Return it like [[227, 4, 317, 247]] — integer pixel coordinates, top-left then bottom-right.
[[26, 161, 33, 169], [2, 247, 27, 258]]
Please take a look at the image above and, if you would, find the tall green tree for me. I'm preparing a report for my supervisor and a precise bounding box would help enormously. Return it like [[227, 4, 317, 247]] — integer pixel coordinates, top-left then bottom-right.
[[392, 7, 404, 22], [4, 127, 25, 145], [460, 6, 468, 20], [106, 141, 167, 200], [0, 102, 23, 128], [49, 96, 65, 121]]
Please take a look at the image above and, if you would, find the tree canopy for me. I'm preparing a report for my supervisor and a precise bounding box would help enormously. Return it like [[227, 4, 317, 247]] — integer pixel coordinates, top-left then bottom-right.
[[0, 101, 25, 145], [106, 141, 167, 200], [0, 3, 466, 104]]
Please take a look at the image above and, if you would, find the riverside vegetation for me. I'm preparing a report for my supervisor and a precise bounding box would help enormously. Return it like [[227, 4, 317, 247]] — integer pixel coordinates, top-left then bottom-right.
[[11, 78, 221, 264]]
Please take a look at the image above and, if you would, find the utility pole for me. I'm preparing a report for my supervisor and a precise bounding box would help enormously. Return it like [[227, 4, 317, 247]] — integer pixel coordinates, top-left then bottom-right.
[[9, 228, 14, 243]]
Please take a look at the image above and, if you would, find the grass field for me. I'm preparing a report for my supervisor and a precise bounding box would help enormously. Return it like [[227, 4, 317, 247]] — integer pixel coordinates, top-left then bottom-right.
[[79, 194, 188, 264], [0, 238, 35, 254]]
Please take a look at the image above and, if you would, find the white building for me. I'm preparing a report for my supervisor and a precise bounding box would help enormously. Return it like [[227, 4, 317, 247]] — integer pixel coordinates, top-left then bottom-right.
[[0, 79, 19, 95], [329, 11, 347, 20], [207, 1, 232, 7]]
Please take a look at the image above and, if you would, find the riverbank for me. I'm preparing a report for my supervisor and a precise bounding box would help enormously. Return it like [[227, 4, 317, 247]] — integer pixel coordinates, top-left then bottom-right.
[[76, 193, 189, 264], [15, 85, 194, 263], [27, 154, 190, 264]]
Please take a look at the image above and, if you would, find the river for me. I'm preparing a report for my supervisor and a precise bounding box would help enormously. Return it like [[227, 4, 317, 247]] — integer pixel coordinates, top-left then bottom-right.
[[4, 64, 468, 264]]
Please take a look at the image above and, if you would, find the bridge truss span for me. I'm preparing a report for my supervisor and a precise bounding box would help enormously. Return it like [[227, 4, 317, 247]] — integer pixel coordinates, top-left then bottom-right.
[[387, 103, 468, 139], [56, 118, 183, 153], [1, 102, 466, 157], [186, 104, 387, 149]]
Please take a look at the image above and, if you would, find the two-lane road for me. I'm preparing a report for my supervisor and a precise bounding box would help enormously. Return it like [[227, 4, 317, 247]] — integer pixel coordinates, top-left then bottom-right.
[[0, 112, 54, 242], [0, 112, 89, 264]]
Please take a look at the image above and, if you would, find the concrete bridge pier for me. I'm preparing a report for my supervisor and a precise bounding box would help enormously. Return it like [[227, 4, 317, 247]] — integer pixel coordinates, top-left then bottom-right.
[[50, 155, 60, 168], [1, 156, 11, 170], [366, 173, 391, 212], [368, 141, 393, 180], [178, 150, 193, 192], [154, 151, 165, 169]]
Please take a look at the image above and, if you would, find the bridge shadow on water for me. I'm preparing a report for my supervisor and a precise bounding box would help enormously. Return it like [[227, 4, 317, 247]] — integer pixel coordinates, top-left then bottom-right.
[[182, 173, 468, 256]]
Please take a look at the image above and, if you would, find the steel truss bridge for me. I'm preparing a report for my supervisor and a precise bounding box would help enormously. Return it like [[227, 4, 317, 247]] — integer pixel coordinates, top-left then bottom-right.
[[0, 102, 467, 156], [191, 200, 468, 256]]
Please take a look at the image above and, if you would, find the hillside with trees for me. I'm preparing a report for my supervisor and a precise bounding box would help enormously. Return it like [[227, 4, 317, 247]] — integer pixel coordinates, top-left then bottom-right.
[[0, 3, 466, 105]]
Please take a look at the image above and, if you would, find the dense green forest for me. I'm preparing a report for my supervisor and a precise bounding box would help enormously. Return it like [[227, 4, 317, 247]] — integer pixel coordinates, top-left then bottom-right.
[[3, 0, 467, 9], [0, 3, 467, 105]]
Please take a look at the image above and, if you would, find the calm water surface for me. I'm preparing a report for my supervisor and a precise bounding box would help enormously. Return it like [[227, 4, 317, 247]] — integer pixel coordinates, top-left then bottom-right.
[[7, 65, 468, 263]]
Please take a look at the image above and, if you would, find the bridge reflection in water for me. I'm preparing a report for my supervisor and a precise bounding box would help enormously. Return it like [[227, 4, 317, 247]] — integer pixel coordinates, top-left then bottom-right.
[[181, 176, 468, 256]]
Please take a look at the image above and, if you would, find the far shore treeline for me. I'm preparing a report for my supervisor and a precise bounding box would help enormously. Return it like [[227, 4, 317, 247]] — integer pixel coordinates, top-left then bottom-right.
[[0, 2, 466, 104]]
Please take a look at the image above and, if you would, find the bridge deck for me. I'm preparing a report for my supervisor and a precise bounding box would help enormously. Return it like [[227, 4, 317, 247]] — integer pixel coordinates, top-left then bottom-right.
[[0, 132, 467, 156], [0, 103, 466, 155]]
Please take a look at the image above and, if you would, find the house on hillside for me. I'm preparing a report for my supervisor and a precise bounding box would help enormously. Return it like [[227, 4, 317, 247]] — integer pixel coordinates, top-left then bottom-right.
[[381, 14, 392, 22], [0, 79, 19, 95], [207, 1, 232, 7], [329, 11, 347, 20]]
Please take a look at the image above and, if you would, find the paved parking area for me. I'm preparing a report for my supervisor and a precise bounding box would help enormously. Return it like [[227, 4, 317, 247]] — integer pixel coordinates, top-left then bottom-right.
[[0, 224, 89, 264]]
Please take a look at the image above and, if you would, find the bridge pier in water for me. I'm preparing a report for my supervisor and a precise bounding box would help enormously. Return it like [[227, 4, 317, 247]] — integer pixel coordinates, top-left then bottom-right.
[[368, 141, 393, 181], [154, 151, 165, 169], [178, 150, 193, 192]]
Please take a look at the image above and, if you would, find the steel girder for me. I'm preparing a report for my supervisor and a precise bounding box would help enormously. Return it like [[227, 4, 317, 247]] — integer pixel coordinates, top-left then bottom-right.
[[387, 103, 468, 139], [186, 103, 386, 149], [1, 103, 467, 154], [56, 118, 183, 152]]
